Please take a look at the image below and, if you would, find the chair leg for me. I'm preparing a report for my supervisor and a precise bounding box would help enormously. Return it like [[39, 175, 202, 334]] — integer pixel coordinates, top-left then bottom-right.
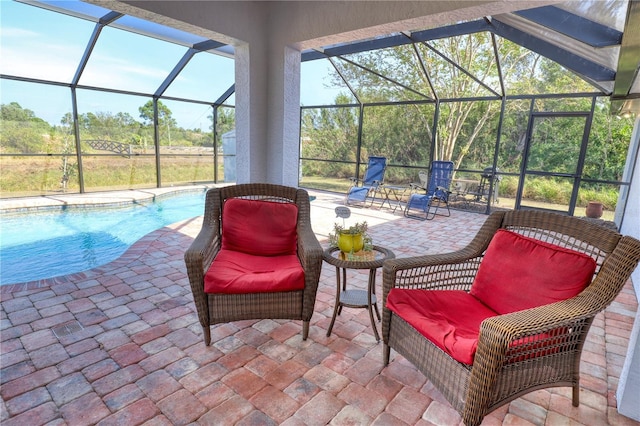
[[426, 201, 438, 220], [572, 384, 580, 406], [202, 325, 211, 346], [302, 321, 310, 341], [426, 199, 450, 220], [383, 344, 391, 365]]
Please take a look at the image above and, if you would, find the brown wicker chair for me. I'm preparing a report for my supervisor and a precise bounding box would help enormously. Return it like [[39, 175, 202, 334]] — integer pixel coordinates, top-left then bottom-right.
[[382, 210, 640, 426], [184, 184, 323, 345]]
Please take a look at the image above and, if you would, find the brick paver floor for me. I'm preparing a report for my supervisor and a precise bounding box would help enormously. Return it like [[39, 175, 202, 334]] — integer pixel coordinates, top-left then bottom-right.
[[1, 189, 638, 425]]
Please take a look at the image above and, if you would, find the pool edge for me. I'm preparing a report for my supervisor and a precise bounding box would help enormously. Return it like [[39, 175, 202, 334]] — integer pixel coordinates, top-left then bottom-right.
[[0, 184, 220, 215]]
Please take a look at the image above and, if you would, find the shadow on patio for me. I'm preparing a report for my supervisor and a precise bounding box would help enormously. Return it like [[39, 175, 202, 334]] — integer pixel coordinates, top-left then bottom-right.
[[1, 189, 637, 425]]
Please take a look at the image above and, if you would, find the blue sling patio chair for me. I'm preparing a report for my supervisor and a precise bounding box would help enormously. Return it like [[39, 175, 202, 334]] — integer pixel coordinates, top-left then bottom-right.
[[345, 156, 387, 206], [404, 160, 454, 220]]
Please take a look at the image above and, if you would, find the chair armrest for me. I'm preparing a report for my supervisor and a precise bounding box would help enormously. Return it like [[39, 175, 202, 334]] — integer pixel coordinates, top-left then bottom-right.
[[434, 186, 451, 200], [465, 295, 597, 423], [184, 221, 220, 324], [477, 296, 596, 360], [297, 226, 323, 270], [297, 223, 324, 319]]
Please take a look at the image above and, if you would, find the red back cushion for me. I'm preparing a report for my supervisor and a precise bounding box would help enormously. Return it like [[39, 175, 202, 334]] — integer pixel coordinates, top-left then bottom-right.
[[470, 229, 596, 314], [221, 198, 298, 256]]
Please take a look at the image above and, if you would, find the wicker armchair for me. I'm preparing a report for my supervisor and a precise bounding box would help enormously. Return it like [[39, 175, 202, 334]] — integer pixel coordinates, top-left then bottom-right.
[[184, 184, 323, 345], [382, 210, 640, 426]]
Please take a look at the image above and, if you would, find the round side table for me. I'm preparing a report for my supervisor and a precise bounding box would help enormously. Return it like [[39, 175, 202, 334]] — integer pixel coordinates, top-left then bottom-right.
[[322, 245, 395, 341]]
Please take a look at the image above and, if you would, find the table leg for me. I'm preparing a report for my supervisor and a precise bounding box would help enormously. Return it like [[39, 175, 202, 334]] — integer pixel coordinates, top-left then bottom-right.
[[380, 188, 391, 210], [326, 266, 342, 337], [368, 268, 380, 341], [338, 268, 347, 315]]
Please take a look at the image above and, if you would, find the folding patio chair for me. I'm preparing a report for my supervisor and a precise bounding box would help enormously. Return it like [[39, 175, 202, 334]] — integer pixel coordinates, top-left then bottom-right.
[[404, 160, 454, 220], [345, 156, 387, 206]]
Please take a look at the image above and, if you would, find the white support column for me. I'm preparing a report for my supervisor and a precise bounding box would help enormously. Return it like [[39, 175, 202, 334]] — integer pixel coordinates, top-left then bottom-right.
[[234, 40, 301, 186], [234, 42, 268, 184], [266, 45, 301, 186]]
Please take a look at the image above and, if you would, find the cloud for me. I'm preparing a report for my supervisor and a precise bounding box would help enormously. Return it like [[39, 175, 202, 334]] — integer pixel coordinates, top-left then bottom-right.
[[0, 27, 39, 39], [0, 46, 76, 82]]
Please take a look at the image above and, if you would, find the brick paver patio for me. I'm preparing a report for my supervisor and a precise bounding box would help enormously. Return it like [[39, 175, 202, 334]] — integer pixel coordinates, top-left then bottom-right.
[[1, 189, 638, 425]]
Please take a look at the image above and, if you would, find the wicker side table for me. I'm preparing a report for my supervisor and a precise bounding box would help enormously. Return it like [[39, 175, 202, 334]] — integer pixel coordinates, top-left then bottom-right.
[[323, 245, 395, 341]]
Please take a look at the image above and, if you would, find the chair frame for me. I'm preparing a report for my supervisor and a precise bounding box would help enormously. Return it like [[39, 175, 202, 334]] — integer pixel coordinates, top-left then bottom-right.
[[346, 156, 387, 207], [404, 160, 454, 220], [184, 183, 323, 345], [382, 210, 640, 425]]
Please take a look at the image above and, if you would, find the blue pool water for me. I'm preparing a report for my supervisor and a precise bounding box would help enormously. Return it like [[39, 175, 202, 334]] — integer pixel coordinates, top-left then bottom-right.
[[0, 191, 206, 285]]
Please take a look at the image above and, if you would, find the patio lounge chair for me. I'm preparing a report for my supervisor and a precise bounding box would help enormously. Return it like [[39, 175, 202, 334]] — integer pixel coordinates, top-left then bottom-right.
[[404, 160, 454, 220], [184, 183, 323, 345], [346, 156, 387, 206], [382, 210, 640, 426]]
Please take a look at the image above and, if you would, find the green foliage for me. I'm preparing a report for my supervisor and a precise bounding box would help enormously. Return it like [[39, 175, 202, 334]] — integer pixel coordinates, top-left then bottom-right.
[[0, 100, 221, 195], [0, 103, 53, 154], [139, 100, 177, 129], [300, 32, 633, 210], [495, 176, 619, 210], [213, 106, 235, 148], [0, 155, 214, 196], [584, 101, 634, 181]]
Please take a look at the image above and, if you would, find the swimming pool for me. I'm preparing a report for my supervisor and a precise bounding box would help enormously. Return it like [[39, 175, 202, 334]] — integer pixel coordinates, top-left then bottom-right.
[[0, 190, 207, 285]]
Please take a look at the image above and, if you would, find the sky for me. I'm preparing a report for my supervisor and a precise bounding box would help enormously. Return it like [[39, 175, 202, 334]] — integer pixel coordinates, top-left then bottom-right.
[[0, 0, 344, 130]]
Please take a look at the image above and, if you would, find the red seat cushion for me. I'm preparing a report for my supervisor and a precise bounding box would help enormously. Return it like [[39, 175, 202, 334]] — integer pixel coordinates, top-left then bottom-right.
[[204, 249, 305, 294], [386, 289, 497, 364], [221, 198, 298, 256], [470, 229, 596, 314]]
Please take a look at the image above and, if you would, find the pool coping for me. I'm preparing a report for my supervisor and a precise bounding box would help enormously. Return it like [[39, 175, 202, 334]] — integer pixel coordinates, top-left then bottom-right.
[[0, 184, 220, 214]]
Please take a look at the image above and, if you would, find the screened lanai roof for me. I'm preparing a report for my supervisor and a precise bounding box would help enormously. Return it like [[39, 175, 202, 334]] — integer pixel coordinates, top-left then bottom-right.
[[1, 0, 639, 115], [301, 0, 640, 116], [1, 0, 236, 107]]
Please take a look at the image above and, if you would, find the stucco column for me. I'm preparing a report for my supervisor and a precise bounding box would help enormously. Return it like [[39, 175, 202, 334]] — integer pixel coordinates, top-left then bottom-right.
[[234, 40, 301, 186], [234, 42, 267, 184], [267, 45, 301, 185]]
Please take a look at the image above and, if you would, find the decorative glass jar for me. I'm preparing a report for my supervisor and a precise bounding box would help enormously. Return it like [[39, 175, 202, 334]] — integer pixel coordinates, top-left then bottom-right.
[[337, 231, 364, 253]]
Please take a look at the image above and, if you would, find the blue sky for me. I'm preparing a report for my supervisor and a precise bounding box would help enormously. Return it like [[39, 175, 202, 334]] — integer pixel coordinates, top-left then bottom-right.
[[0, 0, 343, 129]]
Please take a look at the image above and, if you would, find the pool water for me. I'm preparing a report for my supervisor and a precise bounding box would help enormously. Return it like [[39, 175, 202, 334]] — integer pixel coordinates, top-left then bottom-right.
[[0, 191, 206, 285]]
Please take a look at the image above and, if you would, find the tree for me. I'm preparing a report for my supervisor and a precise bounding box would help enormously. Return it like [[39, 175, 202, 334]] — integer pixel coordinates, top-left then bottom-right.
[[139, 100, 175, 127], [210, 106, 235, 148], [0, 102, 51, 153], [1, 102, 45, 123], [139, 100, 177, 145], [315, 33, 517, 174]]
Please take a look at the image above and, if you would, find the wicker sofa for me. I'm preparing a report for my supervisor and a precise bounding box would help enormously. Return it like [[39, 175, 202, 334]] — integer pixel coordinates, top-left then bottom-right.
[[184, 183, 323, 345], [382, 210, 640, 426]]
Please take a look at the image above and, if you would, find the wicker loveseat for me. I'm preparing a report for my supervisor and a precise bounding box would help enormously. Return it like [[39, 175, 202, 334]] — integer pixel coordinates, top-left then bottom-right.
[[382, 210, 640, 426], [184, 184, 323, 345]]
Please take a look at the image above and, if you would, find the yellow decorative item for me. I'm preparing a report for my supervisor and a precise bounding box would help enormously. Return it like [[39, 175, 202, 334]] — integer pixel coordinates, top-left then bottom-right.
[[338, 231, 364, 253]]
